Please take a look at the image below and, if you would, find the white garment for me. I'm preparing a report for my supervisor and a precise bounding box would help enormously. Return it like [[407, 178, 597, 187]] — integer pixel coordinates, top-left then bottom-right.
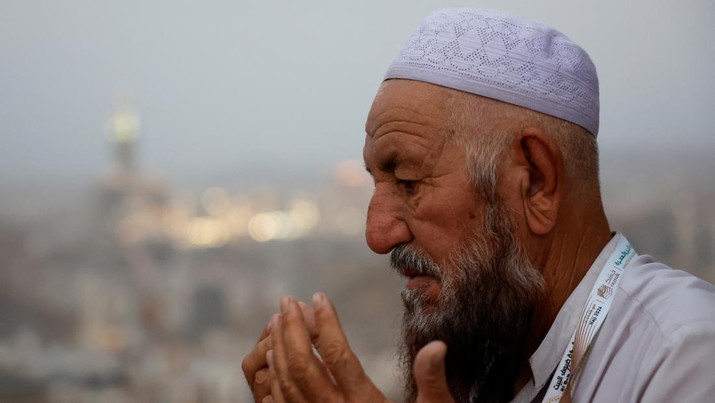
[[514, 233, 715, 402]]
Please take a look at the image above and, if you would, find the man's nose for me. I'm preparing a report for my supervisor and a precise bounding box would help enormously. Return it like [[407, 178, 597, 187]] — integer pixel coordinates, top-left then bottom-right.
[[365, 188, 412, 254]]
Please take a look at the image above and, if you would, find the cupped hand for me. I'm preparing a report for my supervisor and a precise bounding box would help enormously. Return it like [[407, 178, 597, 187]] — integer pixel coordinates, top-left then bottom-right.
[[247, 292, 456, 403], [267, 292, 388, 402]]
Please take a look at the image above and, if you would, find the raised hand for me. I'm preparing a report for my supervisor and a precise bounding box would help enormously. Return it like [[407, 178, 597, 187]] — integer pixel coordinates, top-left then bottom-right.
[[267, 292, 388, 402], [246, 292, 457, 403]]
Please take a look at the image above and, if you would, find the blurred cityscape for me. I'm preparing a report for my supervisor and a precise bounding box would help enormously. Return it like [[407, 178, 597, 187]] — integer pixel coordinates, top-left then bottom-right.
[[0, 106, 713, 403]]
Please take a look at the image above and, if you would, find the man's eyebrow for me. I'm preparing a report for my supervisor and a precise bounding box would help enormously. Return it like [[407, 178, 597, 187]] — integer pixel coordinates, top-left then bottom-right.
[[364, 152, 399, 176]]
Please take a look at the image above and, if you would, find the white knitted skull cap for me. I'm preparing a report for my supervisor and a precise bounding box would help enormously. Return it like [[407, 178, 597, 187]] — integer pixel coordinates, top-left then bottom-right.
[[385, 8, 600, 136]]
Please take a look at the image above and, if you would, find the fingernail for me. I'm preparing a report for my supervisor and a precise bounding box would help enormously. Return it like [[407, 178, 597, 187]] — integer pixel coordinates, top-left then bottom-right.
[[312, 292, 324, 308], [269, 314, 279, 331], [280, 296, 293, 312], [266, 349, 274, 367]]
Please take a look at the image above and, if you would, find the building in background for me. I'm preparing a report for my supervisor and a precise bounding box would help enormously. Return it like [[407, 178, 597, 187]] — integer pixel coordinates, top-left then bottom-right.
[[0, 106, 713, 402]]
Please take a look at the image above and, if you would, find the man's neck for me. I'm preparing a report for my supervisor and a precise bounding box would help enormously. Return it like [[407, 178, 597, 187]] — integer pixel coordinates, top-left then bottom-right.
[[515, 205, 612, 391]]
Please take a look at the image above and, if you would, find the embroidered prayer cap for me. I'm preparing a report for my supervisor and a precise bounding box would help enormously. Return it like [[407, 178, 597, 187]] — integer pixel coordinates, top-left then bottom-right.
[[385, 8, 600, 136]]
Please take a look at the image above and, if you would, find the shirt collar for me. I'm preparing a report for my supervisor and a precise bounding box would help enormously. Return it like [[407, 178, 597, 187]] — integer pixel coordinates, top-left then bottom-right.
[[527, 232, 622, 396]]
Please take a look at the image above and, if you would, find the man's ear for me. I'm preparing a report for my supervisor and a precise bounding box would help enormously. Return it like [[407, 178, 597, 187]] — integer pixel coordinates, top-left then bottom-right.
[[510, 127, 564, 235]]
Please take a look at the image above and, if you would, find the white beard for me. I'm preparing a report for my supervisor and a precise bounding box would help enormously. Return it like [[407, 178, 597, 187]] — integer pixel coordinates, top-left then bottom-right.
[[393, 200, 544, 402]]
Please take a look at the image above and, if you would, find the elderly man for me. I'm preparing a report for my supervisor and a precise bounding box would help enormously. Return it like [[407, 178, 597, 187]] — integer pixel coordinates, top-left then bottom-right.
[[242, 8, 715, 402]]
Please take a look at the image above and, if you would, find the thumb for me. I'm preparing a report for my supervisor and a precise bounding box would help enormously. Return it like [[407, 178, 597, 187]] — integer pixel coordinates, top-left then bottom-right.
[[415, 341, 455, 403]]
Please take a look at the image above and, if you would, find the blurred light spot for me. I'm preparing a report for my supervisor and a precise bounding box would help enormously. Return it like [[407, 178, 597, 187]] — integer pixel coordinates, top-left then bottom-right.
[[202, 187, 230, 215], [188, 217, 230, 248], [108, 105, 140, 143], [288, 195, 320, 235], [248, 211, 292, 242], [335, 160, 370, 187]]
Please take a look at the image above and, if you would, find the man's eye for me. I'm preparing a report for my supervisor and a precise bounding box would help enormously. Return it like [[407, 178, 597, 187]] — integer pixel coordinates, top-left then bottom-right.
[[396, 179, 418, 194]]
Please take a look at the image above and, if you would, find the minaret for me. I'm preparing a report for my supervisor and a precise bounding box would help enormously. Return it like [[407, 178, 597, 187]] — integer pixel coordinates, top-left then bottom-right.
[[108, 105, 140, 173], [96, 102, 168, 247], [95, 104, 142, 238]]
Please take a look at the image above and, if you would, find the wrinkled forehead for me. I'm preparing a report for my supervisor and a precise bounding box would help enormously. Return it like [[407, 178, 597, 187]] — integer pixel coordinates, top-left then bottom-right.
[[365, 79, 457, 138]]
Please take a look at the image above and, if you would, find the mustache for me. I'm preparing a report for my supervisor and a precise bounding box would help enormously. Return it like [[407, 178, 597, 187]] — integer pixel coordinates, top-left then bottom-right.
[[390, 244, 442, 279]]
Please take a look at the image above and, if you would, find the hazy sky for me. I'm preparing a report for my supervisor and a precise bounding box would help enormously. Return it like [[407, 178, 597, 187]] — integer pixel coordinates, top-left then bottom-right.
[[1, 0, 713, 186]]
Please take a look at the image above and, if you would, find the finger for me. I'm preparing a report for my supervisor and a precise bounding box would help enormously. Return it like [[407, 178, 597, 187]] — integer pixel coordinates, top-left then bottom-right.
[[298, 301, 317, 340], [273, 297, 334, 401], [242, 318, 276, 387], [414, 341, 454, 403], [311, 292, 370, 395], [258, 315, 273, 342], [253, 368, 272, 402], [242, 333, 273, 380], [279, 297, 314, 359], [267, 350, 286, 403]]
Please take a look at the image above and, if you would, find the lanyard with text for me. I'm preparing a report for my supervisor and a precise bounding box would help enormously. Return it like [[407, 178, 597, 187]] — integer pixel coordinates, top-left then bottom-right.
[[542, 236, 637, 403]]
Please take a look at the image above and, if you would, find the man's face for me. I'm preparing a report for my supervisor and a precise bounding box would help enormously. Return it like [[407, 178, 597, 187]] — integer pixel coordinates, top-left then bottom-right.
[[363, 80, 485, 307], [364, 80, 544, 401]]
